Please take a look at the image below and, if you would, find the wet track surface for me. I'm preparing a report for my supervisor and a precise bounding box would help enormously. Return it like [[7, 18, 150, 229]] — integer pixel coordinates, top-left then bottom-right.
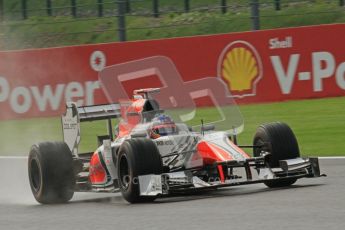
[[0, 158, 344, 230]]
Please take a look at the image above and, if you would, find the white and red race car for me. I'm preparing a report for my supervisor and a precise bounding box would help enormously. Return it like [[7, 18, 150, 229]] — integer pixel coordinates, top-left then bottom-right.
[[28, 88, 323, 204]]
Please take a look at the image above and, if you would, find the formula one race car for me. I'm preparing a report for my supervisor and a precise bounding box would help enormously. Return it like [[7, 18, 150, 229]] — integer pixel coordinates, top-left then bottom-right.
[[28, 88, 323, 204]]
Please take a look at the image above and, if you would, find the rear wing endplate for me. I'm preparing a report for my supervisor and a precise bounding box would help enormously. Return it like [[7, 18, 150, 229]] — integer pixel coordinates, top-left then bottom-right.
[[61, 102, 121, 156]]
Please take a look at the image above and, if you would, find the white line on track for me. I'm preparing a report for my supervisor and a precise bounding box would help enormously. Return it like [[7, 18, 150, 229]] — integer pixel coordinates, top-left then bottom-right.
[[0, 156, 27, 159], [318, 156, 345, 159], [1, 156, 345, 159]]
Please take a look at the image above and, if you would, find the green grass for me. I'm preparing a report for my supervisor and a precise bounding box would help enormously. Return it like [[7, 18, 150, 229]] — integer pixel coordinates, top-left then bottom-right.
[[1, 96, 344, 156], [1, 0, 345, 49]]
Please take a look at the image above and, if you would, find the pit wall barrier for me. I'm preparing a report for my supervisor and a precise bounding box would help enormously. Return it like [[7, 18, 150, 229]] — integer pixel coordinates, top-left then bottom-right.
[[1, 23, 345, 120]]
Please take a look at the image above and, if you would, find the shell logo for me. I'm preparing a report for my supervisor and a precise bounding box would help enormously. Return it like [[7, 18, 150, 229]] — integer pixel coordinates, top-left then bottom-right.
[[218, 41, 263, 98]]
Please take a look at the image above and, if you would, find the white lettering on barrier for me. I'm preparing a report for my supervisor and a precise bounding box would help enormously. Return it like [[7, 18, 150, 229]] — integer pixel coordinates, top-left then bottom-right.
[[269, 36, 293, 49], [85, 80, 100, 105], [312, 52, 335, 92], [0, 76, 100, 115], [0, 76, 9, 102], [270, 54, 300, 94], [31, 84, 65, 111], [271, 51, 345, 94], [65, 82, 84, 106], [336, 62, 345, 90], [10, 86, 32, 114]]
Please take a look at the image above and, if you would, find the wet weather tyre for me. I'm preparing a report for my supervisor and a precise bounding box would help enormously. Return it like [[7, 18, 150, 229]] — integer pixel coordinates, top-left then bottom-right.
[[253, 122, 300, 188], [28, 142, 75, 204], [117, 138, 163, 203]]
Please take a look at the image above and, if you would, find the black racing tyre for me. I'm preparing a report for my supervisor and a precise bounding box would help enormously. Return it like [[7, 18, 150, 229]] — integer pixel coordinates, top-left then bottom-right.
[[28, 142, 75, 204], [117, 138, 163, 203], [253, 122, 300, 188]]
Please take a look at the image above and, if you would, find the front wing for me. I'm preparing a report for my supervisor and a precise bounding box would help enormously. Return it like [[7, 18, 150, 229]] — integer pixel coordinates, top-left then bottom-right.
[[138, 157, 324, 196]]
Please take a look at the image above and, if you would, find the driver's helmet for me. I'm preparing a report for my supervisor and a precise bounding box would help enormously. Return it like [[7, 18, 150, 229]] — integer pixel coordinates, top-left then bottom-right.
[[150, 114, 177, 139]]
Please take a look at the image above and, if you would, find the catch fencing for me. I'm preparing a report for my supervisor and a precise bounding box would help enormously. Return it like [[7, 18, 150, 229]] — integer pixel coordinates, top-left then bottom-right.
[[1, 0, 345, 49]]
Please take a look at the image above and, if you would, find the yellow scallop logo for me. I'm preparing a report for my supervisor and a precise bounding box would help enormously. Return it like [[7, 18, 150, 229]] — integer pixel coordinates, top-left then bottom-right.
[[218, 41, 263, 97]]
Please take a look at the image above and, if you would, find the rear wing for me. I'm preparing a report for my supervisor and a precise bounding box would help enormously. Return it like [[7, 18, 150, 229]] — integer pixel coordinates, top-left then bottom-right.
[[61, 102, 121, 156]]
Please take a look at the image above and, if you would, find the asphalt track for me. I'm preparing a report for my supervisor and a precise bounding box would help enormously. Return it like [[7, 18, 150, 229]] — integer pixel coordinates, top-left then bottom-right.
[[0, 158, 344, 230]]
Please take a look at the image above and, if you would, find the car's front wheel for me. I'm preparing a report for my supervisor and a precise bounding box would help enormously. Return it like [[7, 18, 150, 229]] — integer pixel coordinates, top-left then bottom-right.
[[117, 138, 163, 203], [253, 122, 300, 188]]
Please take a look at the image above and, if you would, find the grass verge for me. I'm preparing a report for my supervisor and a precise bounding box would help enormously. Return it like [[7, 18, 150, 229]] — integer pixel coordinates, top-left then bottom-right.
[[1, 96, 344, 156]]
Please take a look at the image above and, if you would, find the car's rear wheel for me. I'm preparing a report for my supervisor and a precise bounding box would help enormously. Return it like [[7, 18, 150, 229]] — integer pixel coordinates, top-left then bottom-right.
[[117, 138, 163, 203], [253, 122, 300, 188], [28, 142, 75, 204]]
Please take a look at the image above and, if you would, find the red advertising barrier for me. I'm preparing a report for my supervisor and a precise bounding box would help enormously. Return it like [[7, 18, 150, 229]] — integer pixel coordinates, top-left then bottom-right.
[[1, 23, 345, 120]]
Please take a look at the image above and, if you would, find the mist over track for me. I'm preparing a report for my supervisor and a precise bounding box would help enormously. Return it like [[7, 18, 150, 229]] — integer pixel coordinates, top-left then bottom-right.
[[0, 157, 343, 230]]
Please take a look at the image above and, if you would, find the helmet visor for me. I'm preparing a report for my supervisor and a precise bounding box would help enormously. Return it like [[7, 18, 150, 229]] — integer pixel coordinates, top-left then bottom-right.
[[152, 124, 177, 136]]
